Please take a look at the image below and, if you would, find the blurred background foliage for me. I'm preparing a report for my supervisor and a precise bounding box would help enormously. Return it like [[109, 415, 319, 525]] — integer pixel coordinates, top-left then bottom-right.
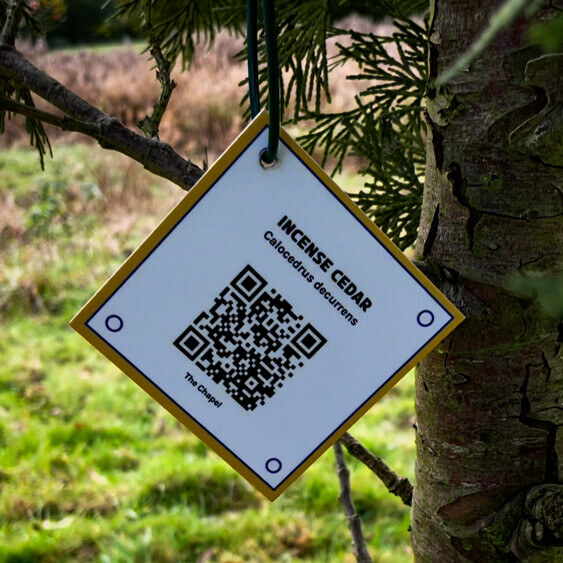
[[25, 0, 141, 45], [529, 11, 563, 52], [15, 0, 563, 249], [17, 0, 430, 249]]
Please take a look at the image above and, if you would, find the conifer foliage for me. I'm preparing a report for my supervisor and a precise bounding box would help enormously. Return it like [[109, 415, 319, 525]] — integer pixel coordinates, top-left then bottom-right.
[[298, 18, 427, 249], [237, 1, 428, 249], [1, 0, 429, 248]]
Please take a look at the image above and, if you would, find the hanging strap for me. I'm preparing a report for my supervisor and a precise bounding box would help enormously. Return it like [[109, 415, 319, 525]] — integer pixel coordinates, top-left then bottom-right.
[[246, 0, 279, 165]]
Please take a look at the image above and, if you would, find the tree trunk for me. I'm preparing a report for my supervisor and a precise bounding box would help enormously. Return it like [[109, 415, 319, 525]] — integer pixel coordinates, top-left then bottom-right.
[[412, 1, 562, 561]]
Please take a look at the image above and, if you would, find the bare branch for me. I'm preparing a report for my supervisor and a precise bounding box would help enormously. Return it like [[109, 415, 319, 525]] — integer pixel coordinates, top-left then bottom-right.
[[0, 46, 203, 190], [334, 440, 373, 563], [138, 0, 177, 138], [341, 433, 413, 507]]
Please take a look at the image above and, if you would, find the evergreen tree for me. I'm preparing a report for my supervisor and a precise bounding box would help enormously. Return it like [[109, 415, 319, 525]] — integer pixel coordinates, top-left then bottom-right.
[[0, 0, 561, 559]]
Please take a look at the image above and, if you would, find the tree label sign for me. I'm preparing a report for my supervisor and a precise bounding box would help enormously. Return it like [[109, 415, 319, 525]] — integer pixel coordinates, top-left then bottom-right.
[[70, 110, 464, 500]]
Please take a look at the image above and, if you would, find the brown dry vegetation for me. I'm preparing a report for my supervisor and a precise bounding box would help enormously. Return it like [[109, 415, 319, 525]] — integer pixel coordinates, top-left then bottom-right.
[[3, 23, 375, 164], [2, 33, 247, 162], [0, 22, 379, 313]]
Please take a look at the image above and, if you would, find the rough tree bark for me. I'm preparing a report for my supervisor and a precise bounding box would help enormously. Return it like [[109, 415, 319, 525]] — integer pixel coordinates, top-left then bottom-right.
[[412, 1, 562, 561]]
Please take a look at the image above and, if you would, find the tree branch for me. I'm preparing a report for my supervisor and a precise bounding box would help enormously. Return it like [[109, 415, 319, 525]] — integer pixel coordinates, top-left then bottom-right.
[[0, 46, 203, 190], [138, 0, 177, 138], [341, 433, 414, 507], [1, 94, 99, 135], [334, 440, 373, 563]]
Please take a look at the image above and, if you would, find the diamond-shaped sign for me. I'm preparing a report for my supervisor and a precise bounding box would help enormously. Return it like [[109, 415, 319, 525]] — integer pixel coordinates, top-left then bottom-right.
[[70, 110, 463, 500]]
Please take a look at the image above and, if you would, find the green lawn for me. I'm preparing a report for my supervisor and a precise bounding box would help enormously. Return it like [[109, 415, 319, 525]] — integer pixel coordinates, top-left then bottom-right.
[[0, 145, 415, 562]]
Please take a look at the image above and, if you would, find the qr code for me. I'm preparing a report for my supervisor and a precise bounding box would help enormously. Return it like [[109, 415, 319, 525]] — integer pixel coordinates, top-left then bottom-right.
[[174, 265, 327, 411]]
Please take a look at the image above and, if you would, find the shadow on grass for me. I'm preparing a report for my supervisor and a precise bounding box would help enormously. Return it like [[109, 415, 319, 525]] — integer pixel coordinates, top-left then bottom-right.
[[137, 470, 261, 515]]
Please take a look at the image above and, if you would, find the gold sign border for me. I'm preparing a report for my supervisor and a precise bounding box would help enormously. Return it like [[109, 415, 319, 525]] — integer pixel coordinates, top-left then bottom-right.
[[70, 110, 464, 501]]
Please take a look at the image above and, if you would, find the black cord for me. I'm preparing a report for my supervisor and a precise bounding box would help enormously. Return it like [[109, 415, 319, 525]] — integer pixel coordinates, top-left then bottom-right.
[[261, 0, 279, 164], [246, 0, 279, 164]]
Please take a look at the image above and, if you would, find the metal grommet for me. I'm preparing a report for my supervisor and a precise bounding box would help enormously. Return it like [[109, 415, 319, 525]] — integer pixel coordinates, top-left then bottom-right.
[[259, 148, 278, 169]]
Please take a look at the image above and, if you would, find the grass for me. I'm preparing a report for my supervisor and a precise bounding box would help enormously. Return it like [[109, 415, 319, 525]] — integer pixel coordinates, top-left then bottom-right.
[[48, 40, 147, 56], [0, 139, 415, 561]]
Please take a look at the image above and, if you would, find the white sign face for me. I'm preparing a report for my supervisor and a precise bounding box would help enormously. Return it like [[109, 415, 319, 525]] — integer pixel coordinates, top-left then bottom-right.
[[71, 111, 463, 500]]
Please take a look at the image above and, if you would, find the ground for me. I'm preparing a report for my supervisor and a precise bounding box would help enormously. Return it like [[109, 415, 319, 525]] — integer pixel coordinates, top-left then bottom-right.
[[0, 143, 415, 562]]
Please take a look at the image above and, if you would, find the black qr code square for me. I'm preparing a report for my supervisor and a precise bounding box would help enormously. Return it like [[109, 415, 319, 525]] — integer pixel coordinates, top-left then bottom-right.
[[174, 264, 327, 411]]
